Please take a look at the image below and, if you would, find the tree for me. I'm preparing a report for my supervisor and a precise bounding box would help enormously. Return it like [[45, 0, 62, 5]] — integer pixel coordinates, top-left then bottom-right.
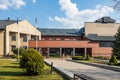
[[20, 48, 44, 75], [112, 27, 120, 59], [12, 47, 27, 56], [85, 54, 91, 60], [108, 54, 118, 65]]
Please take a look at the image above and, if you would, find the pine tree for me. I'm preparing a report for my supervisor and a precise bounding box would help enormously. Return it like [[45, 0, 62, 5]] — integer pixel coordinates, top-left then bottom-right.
[[112, 27, 120, 59], [108, 54, 118, 65]]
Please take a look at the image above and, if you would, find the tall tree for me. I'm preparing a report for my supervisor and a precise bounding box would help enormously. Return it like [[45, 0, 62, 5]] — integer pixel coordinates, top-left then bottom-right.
[[112, 27, 120, 59]]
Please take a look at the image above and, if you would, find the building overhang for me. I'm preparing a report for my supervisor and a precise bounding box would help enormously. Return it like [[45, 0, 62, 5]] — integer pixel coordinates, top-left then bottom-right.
[[85, 35, 115, 41]]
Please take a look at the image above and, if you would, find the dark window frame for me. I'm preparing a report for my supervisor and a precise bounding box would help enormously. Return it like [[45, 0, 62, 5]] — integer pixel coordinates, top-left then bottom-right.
[[11, 34, 16, 41], [11, 45, 16, 51], [23, 35, 27, 42], [99, 41, 113, 47]]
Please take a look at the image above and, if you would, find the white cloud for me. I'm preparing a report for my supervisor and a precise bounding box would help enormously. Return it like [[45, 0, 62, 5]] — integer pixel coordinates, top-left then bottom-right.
[[32, 0, 37, 3], [0, 0, 26, 10], [49, 0, 114, 28]]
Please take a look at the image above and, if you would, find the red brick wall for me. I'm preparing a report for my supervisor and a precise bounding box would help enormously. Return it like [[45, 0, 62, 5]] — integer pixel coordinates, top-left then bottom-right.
[[41, 36, 81, 40], [29, 40, 99, 48], [29, 40, 112, 58], [92, 47, 112, 58]]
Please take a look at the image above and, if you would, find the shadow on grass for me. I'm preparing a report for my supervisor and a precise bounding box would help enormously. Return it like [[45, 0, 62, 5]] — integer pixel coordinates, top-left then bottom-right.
[[0, 71, 25, 76], [11, 62, 19, 65], [2, 66, 20, 68]]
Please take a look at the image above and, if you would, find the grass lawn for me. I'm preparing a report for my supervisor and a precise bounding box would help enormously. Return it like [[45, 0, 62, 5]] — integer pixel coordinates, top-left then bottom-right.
[[87, 59, 108, 64], [0, 59, 65, 80]]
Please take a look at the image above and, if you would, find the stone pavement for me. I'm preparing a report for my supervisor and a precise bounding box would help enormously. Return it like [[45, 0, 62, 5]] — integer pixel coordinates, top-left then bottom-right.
[[46, 58, 120, 80]]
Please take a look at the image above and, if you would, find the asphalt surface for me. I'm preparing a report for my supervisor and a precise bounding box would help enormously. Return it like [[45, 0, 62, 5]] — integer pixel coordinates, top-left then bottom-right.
[[46, 59, 120, 80]]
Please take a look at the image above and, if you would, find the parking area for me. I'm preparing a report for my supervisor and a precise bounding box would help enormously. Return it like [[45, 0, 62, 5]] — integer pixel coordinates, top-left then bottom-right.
[[46, 59, 120, 80]]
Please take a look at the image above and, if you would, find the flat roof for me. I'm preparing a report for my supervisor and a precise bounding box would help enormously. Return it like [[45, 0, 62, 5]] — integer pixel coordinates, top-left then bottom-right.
[[38, 28, 84, 36], [86, 35, 115, 41]]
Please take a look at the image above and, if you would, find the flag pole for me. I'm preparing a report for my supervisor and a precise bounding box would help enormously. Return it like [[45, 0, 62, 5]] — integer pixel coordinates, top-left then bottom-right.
[[26, 17, 29, 50], [17, 17, 20, 61], [35, 17, 38, 51]]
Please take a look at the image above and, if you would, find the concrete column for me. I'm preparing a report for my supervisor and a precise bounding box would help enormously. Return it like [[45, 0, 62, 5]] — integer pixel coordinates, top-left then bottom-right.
[[73, 48, 75, 56], [5, 30, 9, 55], [60, 48, 62, 57], [27, 34, 29, 50], [47, 48, 50, 58], [84, 48, 87, 58], [39, 48, 41, 53]]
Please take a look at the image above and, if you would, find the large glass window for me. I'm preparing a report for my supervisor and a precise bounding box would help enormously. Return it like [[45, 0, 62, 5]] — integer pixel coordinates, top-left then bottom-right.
[[99, 42, 113, 47], [52, 38, 56, 40], [11, 45, 16, 51], [60, 38, 65, 40], [23, 35, 27, 42], [23, 46, 27, 49], [11, 34, 16, 41]]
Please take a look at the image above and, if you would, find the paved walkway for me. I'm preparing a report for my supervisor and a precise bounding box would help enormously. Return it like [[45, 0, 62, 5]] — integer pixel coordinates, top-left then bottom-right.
[[46, 59, 120, 80]]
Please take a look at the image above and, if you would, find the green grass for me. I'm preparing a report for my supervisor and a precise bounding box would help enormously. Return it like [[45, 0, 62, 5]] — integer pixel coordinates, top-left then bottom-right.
[[87, 60, 108, 64], [0, 59, 65, 80]]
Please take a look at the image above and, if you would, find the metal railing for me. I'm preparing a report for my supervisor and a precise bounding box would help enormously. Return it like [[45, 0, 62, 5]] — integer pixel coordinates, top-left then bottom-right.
[[74, 74, 96, 80]]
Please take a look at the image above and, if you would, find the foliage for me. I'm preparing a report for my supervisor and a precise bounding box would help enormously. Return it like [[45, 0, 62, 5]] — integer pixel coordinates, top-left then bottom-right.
[[85, 54, 91, 60], [112, 27, 120, 59], [0, 60, 64, 80], [108, 55, 118, 65], [12, 54, 22, 60], [20, 48, 44, 75], [72, 56, 84, 60], [12, 47, 27, 56]]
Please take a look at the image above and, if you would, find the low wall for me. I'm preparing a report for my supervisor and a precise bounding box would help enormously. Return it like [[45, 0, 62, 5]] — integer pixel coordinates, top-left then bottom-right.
[[69, 60, 120, 72]]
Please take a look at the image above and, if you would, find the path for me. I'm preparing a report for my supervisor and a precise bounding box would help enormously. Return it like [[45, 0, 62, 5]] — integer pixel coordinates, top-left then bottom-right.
[[46, 59, 120, 80]]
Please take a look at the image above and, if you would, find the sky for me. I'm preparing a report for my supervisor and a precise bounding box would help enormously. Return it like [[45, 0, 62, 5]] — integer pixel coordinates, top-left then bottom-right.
[[0, 0, 119, 29]]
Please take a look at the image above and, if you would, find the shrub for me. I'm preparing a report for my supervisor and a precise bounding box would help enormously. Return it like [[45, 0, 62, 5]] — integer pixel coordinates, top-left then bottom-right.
[[108, 55, 118, 65], [86, 54, 90, 60], [12, 54, 22, 60], [12, 48, 27, 56], [72, 56, 84, 60], [20, 48, 44, 75]]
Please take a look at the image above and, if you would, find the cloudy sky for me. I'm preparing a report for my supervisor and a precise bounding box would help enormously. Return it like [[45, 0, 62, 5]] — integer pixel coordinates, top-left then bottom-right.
[[0, 0, 118, 29]]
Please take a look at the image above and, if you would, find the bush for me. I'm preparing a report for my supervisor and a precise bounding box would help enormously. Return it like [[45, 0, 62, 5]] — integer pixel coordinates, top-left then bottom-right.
[[12, 48, 27, 56], [108, 55, 118, 65], [86, 54, 90, 60], [72, 56, 84, 60], [20, 48, 44, 75], [12, 54, 22, 60]]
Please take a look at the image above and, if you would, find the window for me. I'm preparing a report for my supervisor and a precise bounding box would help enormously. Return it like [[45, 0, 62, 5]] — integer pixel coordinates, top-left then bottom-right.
[[23, 46, 27, 49], [44, 38, 49, 40], [11, 34, 16, 41], [99, 42, 113, 47], [60, 38, 65, 40], [11, 45, 16, 51], [52, 38, 56, 40], [23, 35, 27, 42]]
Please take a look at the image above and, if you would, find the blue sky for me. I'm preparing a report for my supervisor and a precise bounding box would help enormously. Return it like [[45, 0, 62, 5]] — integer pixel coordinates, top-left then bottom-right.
[[0, 0, 118, 29]]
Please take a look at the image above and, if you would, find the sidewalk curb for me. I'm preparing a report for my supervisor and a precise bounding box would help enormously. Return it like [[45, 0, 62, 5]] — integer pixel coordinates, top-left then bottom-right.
[[45, 59, 73, 80], [68, 60, 120, 72]]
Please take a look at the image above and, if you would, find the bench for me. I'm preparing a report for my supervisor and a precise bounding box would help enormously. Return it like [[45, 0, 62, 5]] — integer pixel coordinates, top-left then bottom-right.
[[74, 74, 96, 80]]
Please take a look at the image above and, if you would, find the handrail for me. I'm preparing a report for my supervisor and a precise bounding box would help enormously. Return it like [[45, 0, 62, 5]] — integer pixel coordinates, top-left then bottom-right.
[[74, 74, 96, 80]]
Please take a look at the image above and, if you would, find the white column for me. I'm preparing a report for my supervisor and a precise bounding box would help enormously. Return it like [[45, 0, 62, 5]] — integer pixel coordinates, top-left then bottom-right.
[[17, 31, 20, 61], [47, 48, 50, 57], [60, 48, 62, 57], [5, 30, 9, 55], [27, 34, 29, 50], [73, 48, 75, 56]]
